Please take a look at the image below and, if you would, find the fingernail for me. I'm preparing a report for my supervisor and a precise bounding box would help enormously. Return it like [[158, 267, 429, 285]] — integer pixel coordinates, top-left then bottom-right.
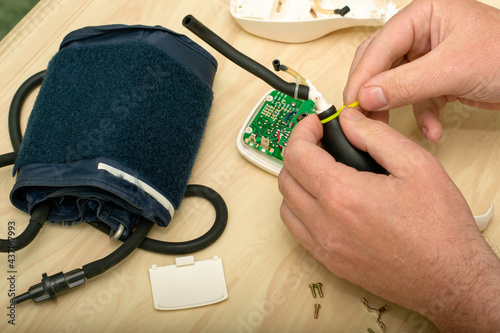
[[421, 126, 428, 139], [362, 86, 388, 110], [341, 108, 365, 122]]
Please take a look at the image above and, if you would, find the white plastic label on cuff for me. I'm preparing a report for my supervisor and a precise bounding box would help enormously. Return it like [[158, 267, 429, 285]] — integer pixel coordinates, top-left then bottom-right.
[[149, 256, 228, 310]]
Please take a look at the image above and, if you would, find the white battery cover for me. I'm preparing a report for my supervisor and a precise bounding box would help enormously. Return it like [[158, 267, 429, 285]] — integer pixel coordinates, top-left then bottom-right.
[[149, 256, 228, 310]]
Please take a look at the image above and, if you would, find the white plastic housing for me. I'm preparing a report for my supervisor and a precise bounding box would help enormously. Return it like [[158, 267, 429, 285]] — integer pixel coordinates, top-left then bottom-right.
[[236, 90, 284, 176], [230, 0, 399, 43]]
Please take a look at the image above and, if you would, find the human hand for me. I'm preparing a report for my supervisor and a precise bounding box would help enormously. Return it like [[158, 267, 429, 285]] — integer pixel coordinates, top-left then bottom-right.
[[278, 109, 500, 331], [344, 0, 500, 143]]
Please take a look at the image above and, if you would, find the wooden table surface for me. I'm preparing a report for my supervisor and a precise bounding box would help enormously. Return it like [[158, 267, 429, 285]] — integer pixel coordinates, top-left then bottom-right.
[[1, 0, 499, 332]]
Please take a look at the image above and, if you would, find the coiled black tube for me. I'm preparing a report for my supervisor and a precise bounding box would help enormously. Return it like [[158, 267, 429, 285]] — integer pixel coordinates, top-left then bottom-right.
[[0, 71, 47, 253], [8, 70, 46, 152], [83, 219, 155, 279], [88, 184, 228, 254]]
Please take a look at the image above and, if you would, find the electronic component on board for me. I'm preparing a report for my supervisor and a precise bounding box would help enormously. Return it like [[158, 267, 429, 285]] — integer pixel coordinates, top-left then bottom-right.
[[238, 90, 316, 175]]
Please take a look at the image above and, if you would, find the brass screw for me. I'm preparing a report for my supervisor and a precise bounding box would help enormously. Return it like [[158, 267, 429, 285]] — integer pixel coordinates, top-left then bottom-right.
[[314, 303, 321, 319], [309, 283, 317, 298], [315, 282, 323, 298]]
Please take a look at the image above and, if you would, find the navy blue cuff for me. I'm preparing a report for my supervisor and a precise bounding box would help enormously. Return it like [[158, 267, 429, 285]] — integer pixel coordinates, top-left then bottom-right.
[[11, 157, 174, 237]]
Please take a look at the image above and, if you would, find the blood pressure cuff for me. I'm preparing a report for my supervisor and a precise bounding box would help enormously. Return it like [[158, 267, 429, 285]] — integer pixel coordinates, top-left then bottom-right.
[[10, 24, 218, 237]]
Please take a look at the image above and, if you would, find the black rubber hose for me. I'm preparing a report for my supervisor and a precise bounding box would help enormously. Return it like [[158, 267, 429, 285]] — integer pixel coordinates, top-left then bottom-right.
[[0, 203, 50, 252], [13, 218, 154, 304], [182, 15, 310, 100], [87, 184, 228, 254], [139, 184, 228, 254], [8, 70, 46, 152], [0, 152, 17, 168], [83, 218, 155, 279], [0, 71, 47, 253]]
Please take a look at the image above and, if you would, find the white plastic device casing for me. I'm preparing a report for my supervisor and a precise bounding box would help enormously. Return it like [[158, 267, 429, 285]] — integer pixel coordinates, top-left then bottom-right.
[[236, 90, 284, 176], [230, 0, 399, 43], [149, 256, 228, 310]]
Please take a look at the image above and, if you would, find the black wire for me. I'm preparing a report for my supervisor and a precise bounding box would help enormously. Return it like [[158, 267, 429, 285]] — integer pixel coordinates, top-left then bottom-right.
[[87, 184, 228, 254], [83, 219, 155, 279], [182, 15, 310, 100]]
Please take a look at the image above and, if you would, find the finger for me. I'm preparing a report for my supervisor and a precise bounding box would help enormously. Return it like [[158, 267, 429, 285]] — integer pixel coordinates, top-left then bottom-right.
[[286, 113, 323, 147], [278, 167, 321, 250], [367, 110, 389, 123], [344, 32, 408, 104], [339, 107, 434, 177], [357, 47, 464, 111], [457, 98, 500, 111], [412, 98, 445, 142], [279, 169, 356, 272], [348, 31, 378, 79], [343, 32, 379, 103], [345, 1, 434, 109], [278, 165, 316, 214], [282, 114, 354, 197], [279, 201, 335, 272], [279, 200, 315, 248]]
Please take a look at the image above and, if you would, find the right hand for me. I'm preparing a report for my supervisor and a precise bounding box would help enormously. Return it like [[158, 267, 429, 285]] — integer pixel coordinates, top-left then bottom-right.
[[279, 108, 500, 332], [343, 0, 500, 142]]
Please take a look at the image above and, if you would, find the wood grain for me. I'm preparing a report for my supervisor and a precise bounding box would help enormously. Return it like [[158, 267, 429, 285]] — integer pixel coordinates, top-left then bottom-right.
[[1, 0, 499, 332]]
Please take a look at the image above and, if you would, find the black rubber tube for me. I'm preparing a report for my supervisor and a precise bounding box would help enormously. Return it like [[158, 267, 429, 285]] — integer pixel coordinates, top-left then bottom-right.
[[0, 70, 45, 169], [0, 72, 47, 253], [83, 219, 154, 279], [8, 70, 46, 152], [140, 184, 228, 254], [182, 15, 310, 100], [0, 203, 50, 252], [87, 184, 228, 254], [0, 152, 17, 168], [12, 219, 153, 305]]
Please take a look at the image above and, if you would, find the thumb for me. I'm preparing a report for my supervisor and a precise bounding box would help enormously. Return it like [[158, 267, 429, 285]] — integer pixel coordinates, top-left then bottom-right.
[[357, 49, 460, 111], [339, 108, 434, 177]]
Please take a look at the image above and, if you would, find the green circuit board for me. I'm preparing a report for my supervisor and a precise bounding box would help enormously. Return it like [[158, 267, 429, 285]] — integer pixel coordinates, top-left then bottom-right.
[[243, 90, 317, 160]]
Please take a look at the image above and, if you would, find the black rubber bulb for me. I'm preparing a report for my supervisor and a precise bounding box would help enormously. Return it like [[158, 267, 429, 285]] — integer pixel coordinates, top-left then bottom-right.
[[317, 106, 388, 174]]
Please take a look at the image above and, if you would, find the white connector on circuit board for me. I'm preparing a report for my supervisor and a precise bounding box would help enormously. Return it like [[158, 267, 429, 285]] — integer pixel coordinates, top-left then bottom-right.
[[305, 79, 331, 114]]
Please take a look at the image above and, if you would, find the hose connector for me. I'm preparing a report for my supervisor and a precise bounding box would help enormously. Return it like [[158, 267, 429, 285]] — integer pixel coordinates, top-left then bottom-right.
[[13, 269, 86, 304], [306, 79, 332, 113]]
